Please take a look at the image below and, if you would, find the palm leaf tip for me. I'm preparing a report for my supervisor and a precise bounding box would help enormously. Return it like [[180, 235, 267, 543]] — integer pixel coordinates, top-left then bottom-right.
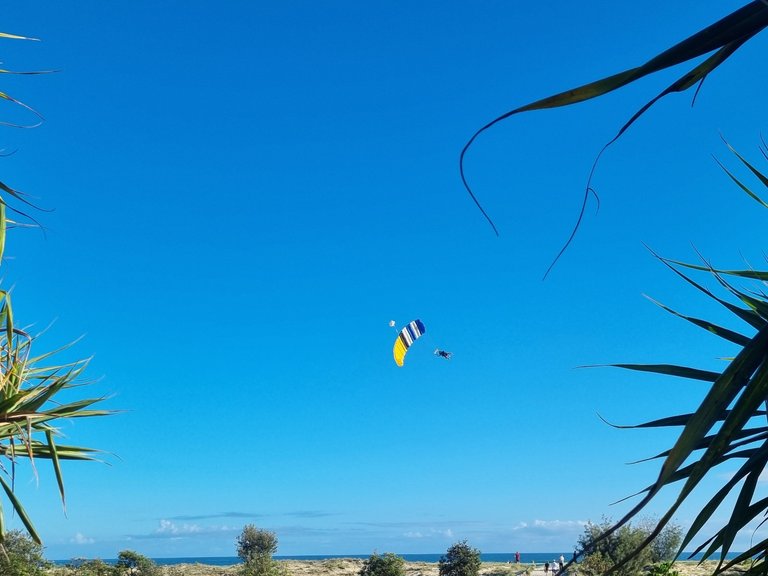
[[460, 2, 768, 273]]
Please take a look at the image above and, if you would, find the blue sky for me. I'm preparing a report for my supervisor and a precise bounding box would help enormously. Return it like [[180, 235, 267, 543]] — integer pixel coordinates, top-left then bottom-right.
[[2, 0, 768, 562]]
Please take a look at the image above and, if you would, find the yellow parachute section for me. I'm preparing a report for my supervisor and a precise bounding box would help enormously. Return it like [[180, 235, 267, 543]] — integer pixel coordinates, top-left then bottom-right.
[[393, 319, 426, 367]]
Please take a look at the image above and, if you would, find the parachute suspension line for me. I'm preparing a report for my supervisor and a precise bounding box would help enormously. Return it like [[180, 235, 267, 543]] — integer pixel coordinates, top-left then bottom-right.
[[421, 328, 452, 361], [390, 319, 451, 365]]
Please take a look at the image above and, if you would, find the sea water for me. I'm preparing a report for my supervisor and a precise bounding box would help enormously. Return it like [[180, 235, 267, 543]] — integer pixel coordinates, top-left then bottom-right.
[[156, 553, 561, 566], [54, 551, 743, 567], [55, 553, 566, 566]]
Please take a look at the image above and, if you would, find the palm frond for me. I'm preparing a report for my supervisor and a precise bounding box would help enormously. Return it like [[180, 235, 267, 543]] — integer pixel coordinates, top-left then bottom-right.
[[460, 2, 768, 274], [0, 31, 114, 544], [590, 146, 768, 575]]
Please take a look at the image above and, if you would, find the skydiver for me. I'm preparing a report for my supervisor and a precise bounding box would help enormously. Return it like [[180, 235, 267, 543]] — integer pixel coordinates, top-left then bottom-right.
[[434, 348, 452, 360]]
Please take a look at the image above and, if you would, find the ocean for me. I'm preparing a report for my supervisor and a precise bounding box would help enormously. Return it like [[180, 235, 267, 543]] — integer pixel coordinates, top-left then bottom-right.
[[55, 552, 741, 567], [157, 553, 559, 566], [55, 553, 567, 567]]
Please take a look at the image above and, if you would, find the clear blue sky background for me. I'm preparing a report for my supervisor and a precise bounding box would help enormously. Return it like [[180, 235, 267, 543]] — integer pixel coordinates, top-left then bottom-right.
[[2, 0, 767, 562]]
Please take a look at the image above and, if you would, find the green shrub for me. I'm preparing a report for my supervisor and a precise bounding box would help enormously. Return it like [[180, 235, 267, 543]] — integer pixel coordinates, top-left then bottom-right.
[[236, 525, 285, 576], [67, 558, 117, 576], [439, 541, 481, 576], [0, 530, 50, 576], [578, 551, 614, 576], [237, 525, 278, 563], [359, 553, 405, 576], [576, 518, 682, 576], [243, 557, 291, 576], [648, 562, 680, 576], [115, 550, 160, 576], [646, 521, 683, 563]]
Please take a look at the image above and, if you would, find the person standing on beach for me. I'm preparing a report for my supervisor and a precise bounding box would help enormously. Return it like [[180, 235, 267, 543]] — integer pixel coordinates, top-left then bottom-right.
[[544, 561, 549, 575], [515, 552, 520, 564]]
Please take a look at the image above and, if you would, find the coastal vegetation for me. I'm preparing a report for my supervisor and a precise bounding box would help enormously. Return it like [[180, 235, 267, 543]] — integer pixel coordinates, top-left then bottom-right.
[[114, 551, 161, 576], [50, 549, 160, 576], [0, 29, 111, 552], [3, 4, 766, 575], [0, 525, 742, 576], [61, 558, 118, 576], [359, 552, 405, 576], [438, 541, 481, 576], [0, 529, 48, 576], [237, 525, 285, 576], [576, 519, 682, 576], [0, 527, 713, 576], [461, 3, 768, 574], [42, 557, 754, 576]]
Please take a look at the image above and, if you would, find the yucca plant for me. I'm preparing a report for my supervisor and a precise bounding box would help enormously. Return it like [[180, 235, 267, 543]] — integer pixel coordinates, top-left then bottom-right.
[[0, 32, 111, 551], [459, 3, 768, 573], [593, 144, 768, 574], [461, 1, 768, 276]]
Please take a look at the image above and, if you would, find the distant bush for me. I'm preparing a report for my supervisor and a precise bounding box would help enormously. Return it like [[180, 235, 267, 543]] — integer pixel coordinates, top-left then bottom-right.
[[577, 518, 683, 576], [0, 529, 50, 576], [439, 541, 481, 576], [236, 525, 285, 576], [115, 550, 160, 576], [646, 521, 683, 563], [66, 558, 117, 576], [237, 525, 278, 563], [648, 562, 681, 576], [359, 552, 405, 576]]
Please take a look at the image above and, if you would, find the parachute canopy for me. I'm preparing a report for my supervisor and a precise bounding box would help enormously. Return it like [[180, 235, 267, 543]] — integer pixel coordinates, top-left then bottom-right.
[[393, 319, 426, 367]]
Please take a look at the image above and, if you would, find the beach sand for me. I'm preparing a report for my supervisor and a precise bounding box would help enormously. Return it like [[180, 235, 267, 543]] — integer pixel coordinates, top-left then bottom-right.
[[131, 558, 745, 576]]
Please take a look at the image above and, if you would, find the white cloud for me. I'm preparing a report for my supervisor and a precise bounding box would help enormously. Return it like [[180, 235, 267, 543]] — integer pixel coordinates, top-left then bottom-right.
[[403, 527, 454, 539], [531, 520, 586, 531], [506, 519, 587, 549], [134, 519, 241, 540], [70, 532, 95, 545], [511, 519, 587, 532], [156, 519, 203, 535]]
